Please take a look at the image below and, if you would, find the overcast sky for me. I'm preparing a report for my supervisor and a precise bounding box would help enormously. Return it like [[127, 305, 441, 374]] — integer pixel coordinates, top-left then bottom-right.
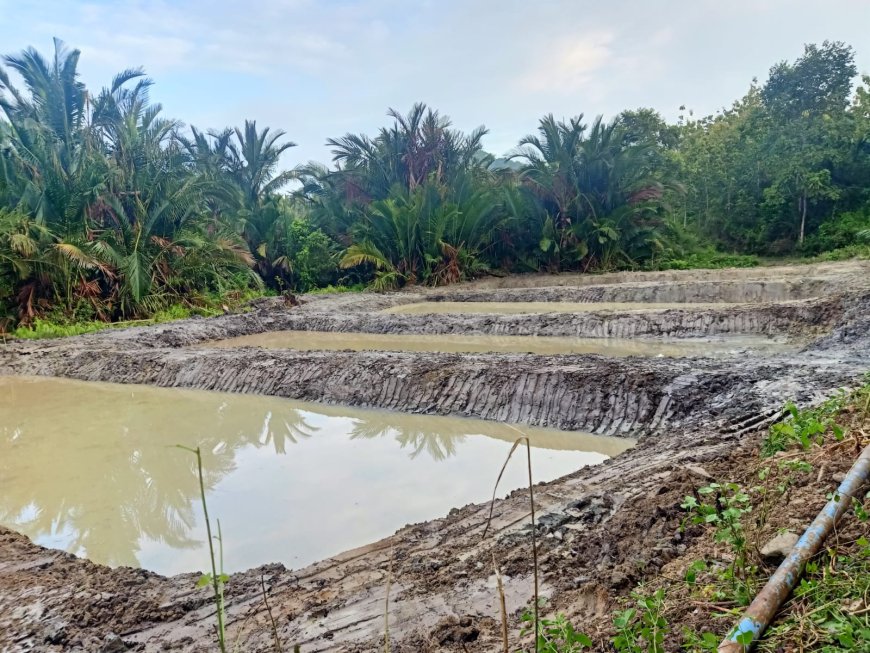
[[1, 0, 868, 166]]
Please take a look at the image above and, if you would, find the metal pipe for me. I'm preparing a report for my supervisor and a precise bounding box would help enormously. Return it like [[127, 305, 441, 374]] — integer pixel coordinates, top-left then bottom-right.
[[719, 443, 870, 653]]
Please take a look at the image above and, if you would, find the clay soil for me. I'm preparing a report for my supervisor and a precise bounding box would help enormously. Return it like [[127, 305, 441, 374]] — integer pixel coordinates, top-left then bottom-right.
[[1, 260, 870, 652]]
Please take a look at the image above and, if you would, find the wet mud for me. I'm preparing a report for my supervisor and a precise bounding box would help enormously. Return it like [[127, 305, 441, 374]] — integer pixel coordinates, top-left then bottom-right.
[[1, 260, 869, 652]]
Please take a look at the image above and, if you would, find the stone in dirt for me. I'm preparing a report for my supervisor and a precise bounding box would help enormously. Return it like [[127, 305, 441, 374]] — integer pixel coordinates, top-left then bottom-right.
[[760, 531, 800, 562]]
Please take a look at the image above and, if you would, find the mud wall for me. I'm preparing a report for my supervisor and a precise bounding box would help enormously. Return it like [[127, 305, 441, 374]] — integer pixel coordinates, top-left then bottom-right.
[[431, 278, 834, 304], [4, 347, 731, 436], [63, 295, 840, 352]]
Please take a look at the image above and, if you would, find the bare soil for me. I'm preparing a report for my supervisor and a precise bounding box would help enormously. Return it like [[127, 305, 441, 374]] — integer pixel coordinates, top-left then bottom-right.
[[1, 260, 869, 652]]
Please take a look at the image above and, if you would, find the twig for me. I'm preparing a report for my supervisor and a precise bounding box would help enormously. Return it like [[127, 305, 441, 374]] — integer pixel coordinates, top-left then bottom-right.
[[482, 432, 539, 653], [260, 575, 284, 653], [384, 538, 394, 653], [492, 551, 509, 653]]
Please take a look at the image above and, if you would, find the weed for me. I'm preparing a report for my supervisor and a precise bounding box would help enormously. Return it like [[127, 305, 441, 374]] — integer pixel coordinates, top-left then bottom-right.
[[178, 445, 229, 653], [611, 588, 668, 653], [518, 608, 592, 652], [307, 283, 366, 294], [4, 290, 264, 340], [759, 533, 870, 651], [680, 629, 719, 652], [682, 483, 753, 586], [761, 398, 845, 457]]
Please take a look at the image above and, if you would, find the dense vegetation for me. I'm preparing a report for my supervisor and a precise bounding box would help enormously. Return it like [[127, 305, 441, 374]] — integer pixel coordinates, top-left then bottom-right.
[[2, 39, 869, 329]]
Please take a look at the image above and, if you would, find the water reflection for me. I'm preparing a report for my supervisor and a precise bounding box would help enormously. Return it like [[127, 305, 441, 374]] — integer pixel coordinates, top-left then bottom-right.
[[0, 376, 633, 574]]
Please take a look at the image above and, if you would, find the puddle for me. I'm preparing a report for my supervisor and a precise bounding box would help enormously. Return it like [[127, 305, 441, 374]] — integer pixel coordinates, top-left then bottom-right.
[[203, 330, 797, 357], [382, 301, 746, 315], [0, 376, 633, 575]]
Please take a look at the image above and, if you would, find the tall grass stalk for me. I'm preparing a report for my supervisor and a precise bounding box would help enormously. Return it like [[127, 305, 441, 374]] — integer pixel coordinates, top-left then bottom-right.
[[483, 434, 539, 653], [178, 445, 228, 653]]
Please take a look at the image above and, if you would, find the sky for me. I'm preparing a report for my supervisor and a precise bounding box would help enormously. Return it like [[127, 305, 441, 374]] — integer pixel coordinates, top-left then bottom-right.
[[1, 0, 868, 166]]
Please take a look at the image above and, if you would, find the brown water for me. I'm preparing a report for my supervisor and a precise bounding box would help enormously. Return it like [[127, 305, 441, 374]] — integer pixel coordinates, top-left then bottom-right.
[[0, 376, 633, 575], [204, 330, 796, 357], [382, 301, 746, 315]]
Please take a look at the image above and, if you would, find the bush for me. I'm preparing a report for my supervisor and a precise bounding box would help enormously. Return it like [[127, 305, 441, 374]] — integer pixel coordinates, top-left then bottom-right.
[[650, 248, 760, 271], [801, 209, 870, 255]]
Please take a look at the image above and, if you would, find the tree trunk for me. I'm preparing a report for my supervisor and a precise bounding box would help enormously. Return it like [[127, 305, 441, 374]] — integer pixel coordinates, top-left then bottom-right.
[[799, 192, 807, 244]]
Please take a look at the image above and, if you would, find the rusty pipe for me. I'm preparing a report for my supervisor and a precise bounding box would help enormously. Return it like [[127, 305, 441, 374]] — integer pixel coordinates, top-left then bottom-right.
[[719, 443, 870, 653]]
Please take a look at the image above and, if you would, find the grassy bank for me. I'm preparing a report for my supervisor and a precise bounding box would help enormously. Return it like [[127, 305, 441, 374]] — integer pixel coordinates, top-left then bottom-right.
[[551, 378, 870, 652], [2, 290, 269, 340]]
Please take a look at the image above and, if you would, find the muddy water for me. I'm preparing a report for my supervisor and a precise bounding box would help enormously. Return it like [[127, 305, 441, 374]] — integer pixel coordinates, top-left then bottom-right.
[[382, 301, 745, 315], [204, 330, 796, 357], [0, 376, 632, 576]]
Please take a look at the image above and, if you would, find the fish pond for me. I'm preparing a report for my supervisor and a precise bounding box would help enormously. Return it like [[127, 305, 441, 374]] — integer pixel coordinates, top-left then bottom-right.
[[0, 376, 633, 575]]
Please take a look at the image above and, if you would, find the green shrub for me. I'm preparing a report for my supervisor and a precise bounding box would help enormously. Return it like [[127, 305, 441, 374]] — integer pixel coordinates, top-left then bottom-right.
[[651, 248, 760, 271], [801, 209, 870, 255]]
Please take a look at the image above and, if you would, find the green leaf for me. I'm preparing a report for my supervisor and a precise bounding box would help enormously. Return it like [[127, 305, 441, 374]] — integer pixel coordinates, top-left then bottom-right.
[[196, 573, 212, 588], [736, 630, 754, 646], [574, 631, 593, 647]]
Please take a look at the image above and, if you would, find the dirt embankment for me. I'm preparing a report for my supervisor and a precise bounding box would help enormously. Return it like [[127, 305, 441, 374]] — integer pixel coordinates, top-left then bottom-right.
[[1, 260, 869, 652]]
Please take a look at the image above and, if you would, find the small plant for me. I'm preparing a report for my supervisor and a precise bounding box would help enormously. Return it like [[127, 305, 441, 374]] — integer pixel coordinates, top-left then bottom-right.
[[518, 609, 592, 652], [681, 482, 754, 603], [612, 588, 668, 653], [683, 559, 708, 586], [178, 445, 230, 653], [762, 400, 844, 456], [680, 629, 719, 652]]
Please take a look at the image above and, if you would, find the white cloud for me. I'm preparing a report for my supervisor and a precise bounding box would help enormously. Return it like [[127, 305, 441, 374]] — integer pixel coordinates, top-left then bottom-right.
[[3, 0, 870, 166], [515, 33, 615, 94]]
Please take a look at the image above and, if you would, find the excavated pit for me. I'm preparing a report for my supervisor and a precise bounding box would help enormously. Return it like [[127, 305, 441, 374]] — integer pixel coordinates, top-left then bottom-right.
[[380, 301, 751, 315], [202, 330, 798, 357], [1, 260, 869, 652], [1, 376, 632, 576]]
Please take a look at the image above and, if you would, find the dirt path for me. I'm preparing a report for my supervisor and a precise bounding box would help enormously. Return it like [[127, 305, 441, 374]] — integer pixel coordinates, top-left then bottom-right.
[[1, 260, 869, 652]]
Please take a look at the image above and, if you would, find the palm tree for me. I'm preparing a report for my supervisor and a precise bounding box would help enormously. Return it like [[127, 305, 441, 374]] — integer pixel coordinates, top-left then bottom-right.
[[228, 120, 296, 209], [326, 103, 488, 199], [511, 113, 677, 271], [0, 39, 104, 233], [339, 172, 510, 289]]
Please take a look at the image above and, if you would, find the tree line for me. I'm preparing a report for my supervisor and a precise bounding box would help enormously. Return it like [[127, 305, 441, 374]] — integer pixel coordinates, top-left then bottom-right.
[[2, 39, 869, 327]]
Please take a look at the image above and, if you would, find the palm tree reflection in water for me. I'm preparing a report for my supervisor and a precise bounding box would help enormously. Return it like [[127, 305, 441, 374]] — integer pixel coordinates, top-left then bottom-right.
[[0, 378, 320, 568], [0, 377, 631, 571]]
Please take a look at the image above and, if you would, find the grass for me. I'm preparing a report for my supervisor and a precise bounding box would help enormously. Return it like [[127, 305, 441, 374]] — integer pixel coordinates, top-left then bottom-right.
[[178, 445, 229, 653], [2, 289, 270, 340], [595, 379, 870, 652], [649, 250, 760, 271], [501, 378, 870, 652], [178, 443, 298, 653], [307, 283, 366, 295], [484, 435, 541, 653]]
